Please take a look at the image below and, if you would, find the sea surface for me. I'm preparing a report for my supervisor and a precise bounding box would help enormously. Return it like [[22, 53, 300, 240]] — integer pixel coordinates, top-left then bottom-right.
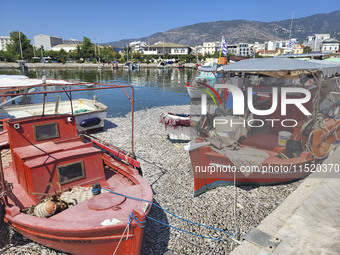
[[0, 68, 194, 117]]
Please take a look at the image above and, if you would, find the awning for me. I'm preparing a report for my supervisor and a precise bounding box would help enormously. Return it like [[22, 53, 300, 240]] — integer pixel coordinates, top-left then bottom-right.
[[218, 58, 340, 78]]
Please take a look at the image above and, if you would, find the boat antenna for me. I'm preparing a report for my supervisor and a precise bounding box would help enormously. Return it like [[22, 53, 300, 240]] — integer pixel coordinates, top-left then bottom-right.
[[288, 10, 294, 40]]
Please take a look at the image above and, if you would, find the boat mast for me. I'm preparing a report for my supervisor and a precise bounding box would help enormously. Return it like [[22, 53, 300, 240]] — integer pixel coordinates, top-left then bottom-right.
[[288, 10, 294, 40]]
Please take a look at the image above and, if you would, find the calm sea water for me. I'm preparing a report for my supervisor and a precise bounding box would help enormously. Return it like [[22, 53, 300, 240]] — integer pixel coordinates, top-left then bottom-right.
[[0, 68, 195, 117]]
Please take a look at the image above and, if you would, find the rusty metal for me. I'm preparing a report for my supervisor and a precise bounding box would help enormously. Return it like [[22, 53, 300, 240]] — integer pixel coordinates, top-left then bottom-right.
[[0, 151, 8, 205], [0, 81, 136, 154]]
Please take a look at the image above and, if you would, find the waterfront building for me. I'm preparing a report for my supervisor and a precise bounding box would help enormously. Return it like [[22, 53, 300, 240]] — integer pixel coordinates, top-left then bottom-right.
[[277, 43, 303, 55], [227, 44, 238, 55], [321, 38, 339, 53], [33, 34, 63, 51], [51, 44, 79, 52], [202, 41, 221, 55], [0, 36, 12, 51], [304, 34, 331, 52], [265, 41, 276, 51], [238, 43, 252, 57], [143, 42, 190, 56], [129, 41, 147, 53], [191, 45, 203, 56]]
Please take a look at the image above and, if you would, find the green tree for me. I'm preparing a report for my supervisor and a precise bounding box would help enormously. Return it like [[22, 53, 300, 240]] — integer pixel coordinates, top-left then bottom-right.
[[0, 50, 15, 62], [79, 37, 94, 61], [303, 46, 312, 54], [6, 31, 33, 60]]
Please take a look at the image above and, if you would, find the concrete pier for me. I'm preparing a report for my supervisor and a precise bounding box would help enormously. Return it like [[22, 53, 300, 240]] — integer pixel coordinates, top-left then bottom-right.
[[231, 147, 340, 255]]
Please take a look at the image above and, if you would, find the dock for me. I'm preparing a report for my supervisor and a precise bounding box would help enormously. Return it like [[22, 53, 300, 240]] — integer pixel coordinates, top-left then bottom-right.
[[231, 146, 340, 255]]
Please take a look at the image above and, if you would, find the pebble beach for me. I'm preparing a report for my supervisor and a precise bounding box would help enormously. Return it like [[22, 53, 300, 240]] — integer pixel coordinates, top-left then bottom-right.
[[0, 105, 302, 255]]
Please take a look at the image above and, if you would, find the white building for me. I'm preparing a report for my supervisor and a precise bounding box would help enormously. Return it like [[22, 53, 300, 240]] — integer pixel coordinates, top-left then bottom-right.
[[227, 44, 238, 55], [238, 43, 252, 57], [63, 38, 82, 44], [0, 36, 12, 51], [34, 34, 63, 51], [304, 34, 331, 52], [252, 42, 265, 53], [143, 42, 190, 56], [265, 39, 298, 51], [202, 41, 221, 55], [51, 44, 79, 52], [129, 41, 147, 53], [321, 38, 339, 53], [191, 45, 203, 56], [265, 41, 276, 51]]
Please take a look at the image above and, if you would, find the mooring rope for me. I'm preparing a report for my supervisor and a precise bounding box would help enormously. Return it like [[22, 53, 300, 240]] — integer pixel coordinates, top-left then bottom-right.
[[98, 187, 240, 243]]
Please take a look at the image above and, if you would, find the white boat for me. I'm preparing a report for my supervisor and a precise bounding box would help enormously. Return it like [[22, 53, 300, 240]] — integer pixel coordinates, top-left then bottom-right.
[[158, 62, 168, 69], [0, 97, 107, 132], [124, 61, 140, 70], [0, 76, 107, 132], [160, 112, 196, 142]]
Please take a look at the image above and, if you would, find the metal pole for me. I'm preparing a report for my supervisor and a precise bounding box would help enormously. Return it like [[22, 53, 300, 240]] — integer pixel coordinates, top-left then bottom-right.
[[18, 31, 23, 59]]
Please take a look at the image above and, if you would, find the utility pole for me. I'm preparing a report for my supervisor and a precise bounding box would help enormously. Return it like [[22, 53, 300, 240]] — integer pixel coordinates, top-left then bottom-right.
[[18, 31, 23, 59]]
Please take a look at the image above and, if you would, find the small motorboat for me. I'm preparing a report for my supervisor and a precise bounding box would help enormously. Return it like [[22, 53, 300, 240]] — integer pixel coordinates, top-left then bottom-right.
[[124, 61, 140, 71], [160, 112, 196, 142], [157, 61, 168, 69], [0, 82, 152, 254]]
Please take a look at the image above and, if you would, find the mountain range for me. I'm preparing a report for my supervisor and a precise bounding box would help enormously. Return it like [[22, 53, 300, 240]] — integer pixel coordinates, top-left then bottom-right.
[[107, 10, 340, 47]]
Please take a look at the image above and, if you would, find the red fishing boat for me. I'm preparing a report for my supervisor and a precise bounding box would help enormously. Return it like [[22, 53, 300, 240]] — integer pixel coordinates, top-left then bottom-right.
[[0, 81, 152, 254], [186, 58, 340, 196]]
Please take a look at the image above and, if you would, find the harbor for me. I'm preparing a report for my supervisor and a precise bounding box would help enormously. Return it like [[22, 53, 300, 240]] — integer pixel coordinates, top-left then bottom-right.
[[0, 103, 339, 254], [1, 3, 340, 254]]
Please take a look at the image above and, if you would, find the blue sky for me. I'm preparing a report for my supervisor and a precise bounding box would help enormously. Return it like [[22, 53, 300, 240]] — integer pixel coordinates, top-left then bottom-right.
[[0, 0, 339, 43]]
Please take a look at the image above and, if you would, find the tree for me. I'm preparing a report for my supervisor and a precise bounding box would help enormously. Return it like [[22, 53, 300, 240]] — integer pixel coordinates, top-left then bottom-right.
[[79, 36, 94, 60], [303, 46, 312, 54], [6, 31, 33, 60]]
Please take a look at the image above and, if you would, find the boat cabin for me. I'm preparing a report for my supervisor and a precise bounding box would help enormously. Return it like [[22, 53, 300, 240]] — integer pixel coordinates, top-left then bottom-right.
[[3, 114, 105, 203]]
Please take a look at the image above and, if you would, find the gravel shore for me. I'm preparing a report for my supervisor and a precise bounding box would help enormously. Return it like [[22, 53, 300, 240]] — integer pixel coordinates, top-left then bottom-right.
[[0, 105, 302, 255]]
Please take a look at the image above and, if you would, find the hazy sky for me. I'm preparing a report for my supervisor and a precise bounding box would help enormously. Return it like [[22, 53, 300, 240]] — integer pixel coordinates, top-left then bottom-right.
[[0, 0, 339, 43]]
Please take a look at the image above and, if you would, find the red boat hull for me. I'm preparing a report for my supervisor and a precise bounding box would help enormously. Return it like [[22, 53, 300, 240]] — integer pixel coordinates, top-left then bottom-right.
[[6, 216, 145, 255], [188, 141, 313, 197]]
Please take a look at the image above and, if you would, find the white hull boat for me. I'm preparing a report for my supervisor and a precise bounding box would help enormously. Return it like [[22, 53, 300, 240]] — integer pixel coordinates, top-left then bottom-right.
[[160, 112, 195, 142], [0, 97, 107, 132]]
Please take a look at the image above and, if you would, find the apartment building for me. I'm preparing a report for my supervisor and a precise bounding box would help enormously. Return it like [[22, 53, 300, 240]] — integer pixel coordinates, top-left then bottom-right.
[[304, 34, 331, 52], [0, 36, 12, 51], [202, 41, 221, 55]]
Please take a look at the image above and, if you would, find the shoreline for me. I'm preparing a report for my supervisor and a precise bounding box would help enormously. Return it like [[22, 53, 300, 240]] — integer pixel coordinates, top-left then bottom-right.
[[0, 62, 197, 70]]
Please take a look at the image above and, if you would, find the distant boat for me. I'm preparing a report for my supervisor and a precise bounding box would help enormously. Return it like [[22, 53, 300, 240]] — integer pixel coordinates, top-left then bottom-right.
[[177, 62, 185, 69], [158, 61, 168, 69], [124, 61, 140, 70]]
